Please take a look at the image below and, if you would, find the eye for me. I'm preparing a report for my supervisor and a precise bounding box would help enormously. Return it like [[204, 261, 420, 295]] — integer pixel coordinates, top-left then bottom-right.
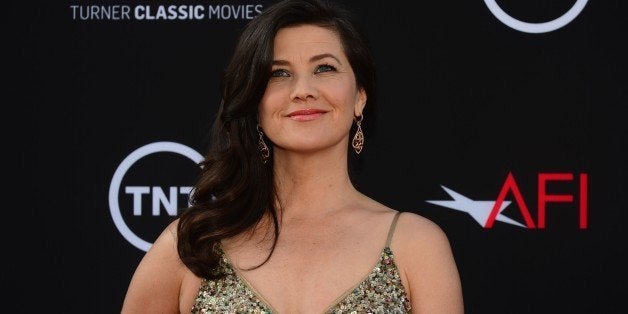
[[315, 64, 337, 73], [271, 69, 290, 77]]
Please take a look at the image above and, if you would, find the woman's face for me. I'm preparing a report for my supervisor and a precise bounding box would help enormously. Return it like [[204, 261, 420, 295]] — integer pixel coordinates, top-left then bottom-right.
[[258, 24, 366, 155]]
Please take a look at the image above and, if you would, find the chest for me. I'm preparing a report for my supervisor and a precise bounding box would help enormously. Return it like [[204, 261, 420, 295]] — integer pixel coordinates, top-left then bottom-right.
[[192, 246, 410, 313], [231, 235, 383, 299], [188, 211, 411, 312]]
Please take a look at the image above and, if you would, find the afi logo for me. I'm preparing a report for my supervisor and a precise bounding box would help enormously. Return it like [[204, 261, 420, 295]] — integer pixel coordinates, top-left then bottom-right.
[[427, 172, 588, 229]]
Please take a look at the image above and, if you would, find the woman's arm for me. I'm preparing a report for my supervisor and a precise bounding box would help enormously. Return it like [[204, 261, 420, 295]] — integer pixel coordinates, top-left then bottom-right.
[[121, 220, 186, 314], [395, 212, 464, 313]]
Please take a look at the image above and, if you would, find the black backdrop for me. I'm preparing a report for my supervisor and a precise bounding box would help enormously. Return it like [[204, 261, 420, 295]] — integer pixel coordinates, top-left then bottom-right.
[[13, 0, 627, 313]]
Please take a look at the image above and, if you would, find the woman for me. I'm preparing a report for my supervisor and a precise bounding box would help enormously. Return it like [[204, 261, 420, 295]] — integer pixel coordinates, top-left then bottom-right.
[[122, 0, 464, 312]]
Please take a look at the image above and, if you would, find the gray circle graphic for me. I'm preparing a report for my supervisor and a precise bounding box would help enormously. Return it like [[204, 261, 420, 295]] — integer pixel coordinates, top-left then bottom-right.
[[483, 0, 588, 33], [109, 141, 203, 252]]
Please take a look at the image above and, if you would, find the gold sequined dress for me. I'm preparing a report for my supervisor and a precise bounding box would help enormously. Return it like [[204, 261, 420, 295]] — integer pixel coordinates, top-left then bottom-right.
[[191, 211, 411, 313]]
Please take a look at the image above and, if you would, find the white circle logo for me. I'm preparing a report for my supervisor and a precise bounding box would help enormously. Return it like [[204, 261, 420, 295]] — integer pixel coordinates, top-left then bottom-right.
[[109, 141, 203, 251], [483, 0, 588, 33]]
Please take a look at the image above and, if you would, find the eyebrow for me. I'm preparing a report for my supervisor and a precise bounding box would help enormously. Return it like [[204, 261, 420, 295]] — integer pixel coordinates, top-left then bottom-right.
[[272, 53, 342, 66]]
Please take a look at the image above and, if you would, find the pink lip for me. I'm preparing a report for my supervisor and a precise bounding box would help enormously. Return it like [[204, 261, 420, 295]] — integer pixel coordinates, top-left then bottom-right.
[[286, 108, 327, 121]]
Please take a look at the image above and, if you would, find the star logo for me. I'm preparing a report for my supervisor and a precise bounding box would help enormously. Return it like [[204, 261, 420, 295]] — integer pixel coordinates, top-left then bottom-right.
[[426, 186, 526, 228]]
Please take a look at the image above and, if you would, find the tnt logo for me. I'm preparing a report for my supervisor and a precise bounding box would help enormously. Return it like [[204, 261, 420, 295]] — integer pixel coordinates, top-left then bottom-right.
[[427, 172, 588, 229], [109, 141, 203, 251]]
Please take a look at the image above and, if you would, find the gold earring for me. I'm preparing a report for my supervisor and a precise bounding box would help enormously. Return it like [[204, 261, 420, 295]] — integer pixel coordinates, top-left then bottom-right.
[[257, 124, 270, 163], [352, 115, 364, 154]]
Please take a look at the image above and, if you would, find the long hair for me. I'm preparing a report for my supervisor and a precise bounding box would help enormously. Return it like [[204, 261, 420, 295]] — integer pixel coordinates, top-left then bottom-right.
[[177, 0, 377, 279]]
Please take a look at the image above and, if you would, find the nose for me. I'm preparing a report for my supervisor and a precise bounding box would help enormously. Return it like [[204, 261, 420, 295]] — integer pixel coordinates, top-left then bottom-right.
[[289, 74, 318, 102]]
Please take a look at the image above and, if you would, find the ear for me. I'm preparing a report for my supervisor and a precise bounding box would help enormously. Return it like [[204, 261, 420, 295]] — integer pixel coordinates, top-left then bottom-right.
[[354, 88, 367, 117]]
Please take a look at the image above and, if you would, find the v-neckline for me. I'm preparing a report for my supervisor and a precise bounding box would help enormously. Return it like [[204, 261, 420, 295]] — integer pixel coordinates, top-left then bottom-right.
[[217, 244, 391, 313]]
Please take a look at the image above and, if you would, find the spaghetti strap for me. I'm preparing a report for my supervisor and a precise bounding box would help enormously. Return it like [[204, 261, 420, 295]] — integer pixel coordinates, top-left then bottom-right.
[[385, 211, 402, 247]]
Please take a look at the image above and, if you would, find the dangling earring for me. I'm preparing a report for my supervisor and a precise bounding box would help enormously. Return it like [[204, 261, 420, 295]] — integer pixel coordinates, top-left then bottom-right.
[[257, 124, 270, 164], [352, 115, 364, 154]]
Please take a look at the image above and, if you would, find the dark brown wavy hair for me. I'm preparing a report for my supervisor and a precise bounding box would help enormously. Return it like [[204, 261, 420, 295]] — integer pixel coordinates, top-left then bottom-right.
[[177, 0, 377, 279]]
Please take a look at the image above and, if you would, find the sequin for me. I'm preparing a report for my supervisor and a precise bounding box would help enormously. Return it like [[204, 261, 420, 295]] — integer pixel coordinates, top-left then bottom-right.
[[190, 246, 411, 313]]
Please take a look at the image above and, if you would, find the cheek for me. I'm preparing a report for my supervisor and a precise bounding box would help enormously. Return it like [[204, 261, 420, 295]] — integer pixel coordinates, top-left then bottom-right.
[[326, 84, 360, 114], [258, 86, 284, 127]]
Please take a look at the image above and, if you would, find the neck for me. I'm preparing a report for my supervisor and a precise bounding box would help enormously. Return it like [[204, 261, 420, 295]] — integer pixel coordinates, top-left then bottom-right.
[[271, 147, 359, 220]]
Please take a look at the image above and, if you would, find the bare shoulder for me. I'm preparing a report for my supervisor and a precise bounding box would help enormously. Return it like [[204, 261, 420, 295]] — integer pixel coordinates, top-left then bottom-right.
[[392, 211, 464, 314], [143, 218, 180, 257], [393, 211, 451, 251], [121, 218, 190, 314]]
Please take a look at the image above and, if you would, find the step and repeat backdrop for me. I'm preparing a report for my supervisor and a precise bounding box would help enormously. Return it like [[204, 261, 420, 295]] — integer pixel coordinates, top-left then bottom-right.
[[15, 0, 627, 313]]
